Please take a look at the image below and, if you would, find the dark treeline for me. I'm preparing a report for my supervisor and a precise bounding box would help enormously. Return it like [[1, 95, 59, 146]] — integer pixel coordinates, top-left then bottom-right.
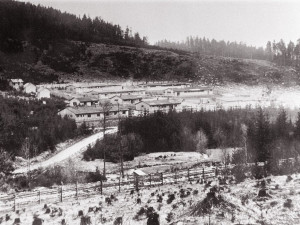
[[156, 37, 300, 68], [119, 108, 300, 165], [156, 37, 266, 60], [0, 96, 90, 159], [0, 0, 148, 53], [266, 39, 300, 67]]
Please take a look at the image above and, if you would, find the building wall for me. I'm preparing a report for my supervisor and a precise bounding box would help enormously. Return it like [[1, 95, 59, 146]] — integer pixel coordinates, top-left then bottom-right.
[[37, 89, 50, 99], [109, 96, 123, 104], [58, 108, 76, 119], [135, 102, 150, 111], [66, 85, 76, 93], [24, 85, 36, 94], [176, 90, 212, 97], [69, 98, 81, 106]]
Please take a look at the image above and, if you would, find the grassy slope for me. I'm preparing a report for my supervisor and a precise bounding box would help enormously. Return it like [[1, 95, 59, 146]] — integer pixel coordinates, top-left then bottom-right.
[[1, 40, 300, 86]]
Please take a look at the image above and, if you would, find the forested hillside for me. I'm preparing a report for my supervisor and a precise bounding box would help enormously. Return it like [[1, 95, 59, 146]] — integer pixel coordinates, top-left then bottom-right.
[[0, 0, 147, 52], [156, 37, 300, 68], [0, 0, 299, 85]]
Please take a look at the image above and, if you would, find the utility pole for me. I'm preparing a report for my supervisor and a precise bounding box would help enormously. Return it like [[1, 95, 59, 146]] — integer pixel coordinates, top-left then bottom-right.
[[115, 99, 124, 178], [99, 100, 112, 177], [22, 137, 31, 190]]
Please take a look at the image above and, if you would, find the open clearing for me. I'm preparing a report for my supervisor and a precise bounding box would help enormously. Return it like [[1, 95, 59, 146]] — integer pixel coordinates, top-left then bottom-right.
[[3, 173, 300, 225]]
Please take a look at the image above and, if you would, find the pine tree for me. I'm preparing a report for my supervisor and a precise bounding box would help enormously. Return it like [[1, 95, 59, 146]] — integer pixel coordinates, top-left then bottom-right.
[[254, 108, 272, 163]]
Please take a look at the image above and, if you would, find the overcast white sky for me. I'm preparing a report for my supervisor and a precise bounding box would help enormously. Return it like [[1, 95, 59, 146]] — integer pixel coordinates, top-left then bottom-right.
[[23, 0, 300, 47]]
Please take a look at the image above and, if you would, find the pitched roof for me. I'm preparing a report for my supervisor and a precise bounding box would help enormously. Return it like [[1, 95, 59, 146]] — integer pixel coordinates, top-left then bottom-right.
[[137, 100, 182, 106], [139, 82, 190, 87], [120, 95, 143, 100], [10, 79, 24, 83], [133, 169, 147, 176], [37, 88, 50, 93], [63, 105, 130, 115], [24, 83, 35, 88], [168, 86, 212, 92], [98, 88, 145, 94], [76, 97, 99, 102]]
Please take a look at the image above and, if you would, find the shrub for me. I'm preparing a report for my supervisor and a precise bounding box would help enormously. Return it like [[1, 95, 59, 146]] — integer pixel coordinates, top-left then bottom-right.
[[231, 165, 247, 183], [167, 194, 175, 204], [283, 199, 293, 208]]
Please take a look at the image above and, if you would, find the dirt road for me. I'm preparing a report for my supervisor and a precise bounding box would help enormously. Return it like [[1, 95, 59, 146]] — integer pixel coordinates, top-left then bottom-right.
[[13, 127, 117, 174]]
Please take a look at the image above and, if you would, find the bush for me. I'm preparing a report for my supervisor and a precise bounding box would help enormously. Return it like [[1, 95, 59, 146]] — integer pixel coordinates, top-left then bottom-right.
[[231, 165, 247, 183], [251, 165, 265, 179], [83, 133, 142, 162], [283, 199, 293, 208], [166, 194, 175, 204]]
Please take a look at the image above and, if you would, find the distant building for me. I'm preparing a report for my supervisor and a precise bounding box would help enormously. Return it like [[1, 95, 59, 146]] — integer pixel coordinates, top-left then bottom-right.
[[135, 99, 182, 114], [164, 86, 213, 97], [69, 97, 99, 107], [58, 105, 130, 125], [65, 85, 77, 93], [98, 88, 146, 99], [36, 88, 50, 99], [139, 82, 191, 91], [75, 83, 122, 93], [9, 79, 24, 90], [23, 83, 36, 94], [109, 95, 143, 105]]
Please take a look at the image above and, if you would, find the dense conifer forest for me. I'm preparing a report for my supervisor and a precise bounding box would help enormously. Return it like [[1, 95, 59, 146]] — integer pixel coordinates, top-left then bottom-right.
[[157, 37, 300, 67], [0, 0, 148, 53], [84, 108, 300, 171], [0, 96, 91, 163]]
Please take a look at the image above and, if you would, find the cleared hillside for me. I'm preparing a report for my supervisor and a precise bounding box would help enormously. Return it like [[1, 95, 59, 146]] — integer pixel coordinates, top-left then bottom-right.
[[1, 40, 300, 86]]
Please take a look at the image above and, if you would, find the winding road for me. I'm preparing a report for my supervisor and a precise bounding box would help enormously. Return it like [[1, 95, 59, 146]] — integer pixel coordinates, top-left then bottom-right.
[[13, 127, 117, 174]]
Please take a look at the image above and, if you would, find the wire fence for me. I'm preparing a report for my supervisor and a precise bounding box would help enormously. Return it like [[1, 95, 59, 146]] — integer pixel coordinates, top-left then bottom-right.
[[0, 166, 225, 215]]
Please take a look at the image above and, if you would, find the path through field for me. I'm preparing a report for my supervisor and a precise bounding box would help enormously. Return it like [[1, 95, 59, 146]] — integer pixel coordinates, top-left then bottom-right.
[[13, 127, 117, 174]]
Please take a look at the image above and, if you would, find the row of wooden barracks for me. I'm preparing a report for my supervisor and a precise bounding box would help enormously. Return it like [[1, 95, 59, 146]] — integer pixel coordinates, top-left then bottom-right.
[[56, 82, 214, 125]]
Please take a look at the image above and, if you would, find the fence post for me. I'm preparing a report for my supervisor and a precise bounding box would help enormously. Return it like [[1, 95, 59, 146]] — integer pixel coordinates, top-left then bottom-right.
[[38, 191, 41, 204], [135, 175, 139, 191], [175, 171, 177, 183], [60, 186, 63, 202], [161, 173, 163, 185], [75, 182, 78, 200], [187, 169, 190, 181], [118, 176, 121, 193], [13, 195, 16, 212], [202, 167, 205, 180], [149, 174, 152, 187], [100, 180, 103, 195]]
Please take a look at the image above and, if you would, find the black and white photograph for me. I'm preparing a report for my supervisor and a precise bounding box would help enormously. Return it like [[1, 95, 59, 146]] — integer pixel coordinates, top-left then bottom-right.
[[1, 0, 300, 224]]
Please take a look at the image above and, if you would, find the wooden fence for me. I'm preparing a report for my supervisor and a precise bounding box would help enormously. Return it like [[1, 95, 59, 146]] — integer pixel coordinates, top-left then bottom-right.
[[0, 166, 224, 215]]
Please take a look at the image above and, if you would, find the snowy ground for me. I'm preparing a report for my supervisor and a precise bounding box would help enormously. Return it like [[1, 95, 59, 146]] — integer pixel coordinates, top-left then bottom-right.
[[2, 173, 300, 225], [69, 151, 208, 174]]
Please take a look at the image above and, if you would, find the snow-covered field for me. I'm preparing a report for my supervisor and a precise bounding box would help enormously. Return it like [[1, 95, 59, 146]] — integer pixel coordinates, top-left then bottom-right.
[[68, 151, 207, 174], [2, 173, 300, 224]]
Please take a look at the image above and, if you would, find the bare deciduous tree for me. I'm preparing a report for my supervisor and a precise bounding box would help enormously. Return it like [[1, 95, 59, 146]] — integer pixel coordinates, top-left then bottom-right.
[[99, 100, 113, 177]]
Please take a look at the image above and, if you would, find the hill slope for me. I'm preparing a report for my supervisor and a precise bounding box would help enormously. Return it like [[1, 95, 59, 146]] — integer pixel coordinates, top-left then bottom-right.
[[0, 1, 299, 85], [1, 40, 300, 85]]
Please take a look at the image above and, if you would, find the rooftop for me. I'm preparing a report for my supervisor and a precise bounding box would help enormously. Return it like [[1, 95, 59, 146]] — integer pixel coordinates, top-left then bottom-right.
[[120, 95, 143, 100], [139, 99, 182, 106], [98, 88, 145, 94], [63, 105, 130, 115], [170, 86, 212, 92], [10, 79, 24, 83], [76, 97, 99, 102]]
